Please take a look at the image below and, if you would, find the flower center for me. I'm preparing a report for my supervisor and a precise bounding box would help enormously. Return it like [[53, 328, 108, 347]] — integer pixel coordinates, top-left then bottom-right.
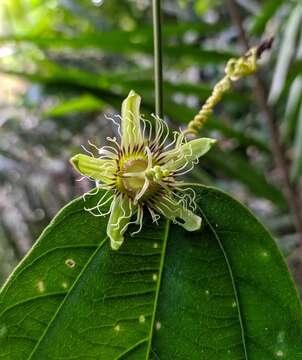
[[121, 158, 147, 194], [118, 157, 160, 201]]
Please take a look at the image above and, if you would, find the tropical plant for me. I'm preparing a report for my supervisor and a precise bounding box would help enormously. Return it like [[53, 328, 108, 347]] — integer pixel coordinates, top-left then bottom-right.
[[0, 0, 302, 358]]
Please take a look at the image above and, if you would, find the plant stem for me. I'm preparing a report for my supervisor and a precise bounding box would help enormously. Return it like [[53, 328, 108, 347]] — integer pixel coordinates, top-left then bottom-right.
[[152, 0, 163, 118], [226, 0, 302, 243]]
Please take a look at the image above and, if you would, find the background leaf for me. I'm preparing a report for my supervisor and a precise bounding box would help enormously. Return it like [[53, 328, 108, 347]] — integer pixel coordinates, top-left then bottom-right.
[[252, 0, 287, 35], [269, 2, 302, 104], [1, 186, 301, 359], [291, 104, 302, 180], [44, 94, 105, 117]]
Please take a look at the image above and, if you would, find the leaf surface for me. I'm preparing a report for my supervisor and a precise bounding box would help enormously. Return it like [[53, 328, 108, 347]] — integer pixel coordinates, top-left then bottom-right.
[[291, 103, 302, 181], [0, 186, 301, 359]]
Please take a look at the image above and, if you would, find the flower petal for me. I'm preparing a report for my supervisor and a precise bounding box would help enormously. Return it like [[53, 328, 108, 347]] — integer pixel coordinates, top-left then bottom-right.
[[162, 137, 216, 172], [107, 195, 134, 250], [70, 154, 116, 184], [152, 195, 201, 231], [121, 90, 142, 148]]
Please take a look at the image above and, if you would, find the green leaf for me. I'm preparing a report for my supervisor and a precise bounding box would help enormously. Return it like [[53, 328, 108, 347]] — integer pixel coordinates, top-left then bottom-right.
[[281, 30, 302, 141], [1, 185, 301, 359], [282, 75, 302, 141], [206, 148, 286, 207], [1, 64, 251, 109], [291, 103, 302, 181], [0, 31, 234, 65], [45, 94, 105, 117], [1, 66, 270, 153], [269, 3, 302, 104], [251, 0, 286, 35], [163, 101, 269, 153]]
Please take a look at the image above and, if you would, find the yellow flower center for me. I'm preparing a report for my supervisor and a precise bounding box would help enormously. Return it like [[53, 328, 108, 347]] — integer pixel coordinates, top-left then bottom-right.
[[117, 157, 160, 201], [121, 159, 147, 194]]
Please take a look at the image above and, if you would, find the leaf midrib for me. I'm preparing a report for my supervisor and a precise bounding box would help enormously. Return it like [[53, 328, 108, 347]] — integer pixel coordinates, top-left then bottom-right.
[[145, 219, 170, 360], [198, 206, 249, 360], [27, 237, 108, 360]]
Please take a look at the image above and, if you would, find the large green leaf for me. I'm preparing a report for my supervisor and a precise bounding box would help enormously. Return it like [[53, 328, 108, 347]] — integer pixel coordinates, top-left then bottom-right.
[[1, 185, 301, 359]]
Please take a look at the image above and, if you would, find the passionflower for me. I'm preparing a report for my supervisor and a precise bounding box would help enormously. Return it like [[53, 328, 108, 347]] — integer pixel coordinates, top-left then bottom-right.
[[70, 90, 216, 250]]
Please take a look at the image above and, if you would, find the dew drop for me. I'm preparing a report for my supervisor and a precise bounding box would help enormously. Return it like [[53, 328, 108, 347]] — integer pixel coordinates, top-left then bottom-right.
[[37, 280, 45, 293], [232, 301, 237, 308], [114, 324, 121, 332], [276, 350, 284, 357], [155, 321, 161, 330], [153, 242, 159, 249], [261, 251, 269, 258], [205, 290, 210, 296], [139, 315, 146, 323], [152, 274, 158, 282], [62, 282, 68, 289]]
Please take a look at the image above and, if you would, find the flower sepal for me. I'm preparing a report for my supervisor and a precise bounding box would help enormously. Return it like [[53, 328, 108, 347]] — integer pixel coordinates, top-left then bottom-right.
[[153, 195, 202, 232], [162, 137, 216, 173], [70, 154, 115, 184]]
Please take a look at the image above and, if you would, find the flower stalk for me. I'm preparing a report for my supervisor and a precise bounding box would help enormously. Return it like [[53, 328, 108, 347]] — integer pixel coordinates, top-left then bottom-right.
[[152, 0, 163, 118]]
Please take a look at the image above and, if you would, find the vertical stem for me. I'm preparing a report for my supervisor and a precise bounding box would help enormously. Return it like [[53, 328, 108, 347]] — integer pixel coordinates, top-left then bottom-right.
[[152, 0, 164, 118]]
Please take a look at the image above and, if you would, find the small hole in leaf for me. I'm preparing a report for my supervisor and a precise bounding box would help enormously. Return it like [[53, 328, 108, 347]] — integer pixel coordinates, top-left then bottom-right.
[[65, 259, 76, 268]]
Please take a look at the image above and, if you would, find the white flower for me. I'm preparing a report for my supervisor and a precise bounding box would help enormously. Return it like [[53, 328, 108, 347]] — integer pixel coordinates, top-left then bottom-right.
[[71, 90, 216, 250]]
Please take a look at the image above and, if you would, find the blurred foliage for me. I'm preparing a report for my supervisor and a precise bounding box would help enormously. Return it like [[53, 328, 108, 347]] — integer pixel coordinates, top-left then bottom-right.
[[0, 0, 301, 291]]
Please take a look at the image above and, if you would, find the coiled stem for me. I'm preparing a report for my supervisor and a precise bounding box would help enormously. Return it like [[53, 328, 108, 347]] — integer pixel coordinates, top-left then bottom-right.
[[184, 39, 273, 136]]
